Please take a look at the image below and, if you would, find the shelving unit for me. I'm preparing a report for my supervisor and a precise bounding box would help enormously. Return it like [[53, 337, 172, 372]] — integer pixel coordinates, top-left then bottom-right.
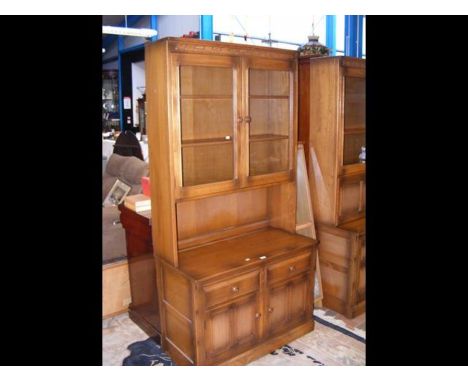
[[142, 37, 317, 366], [298, 56, 365, 318]]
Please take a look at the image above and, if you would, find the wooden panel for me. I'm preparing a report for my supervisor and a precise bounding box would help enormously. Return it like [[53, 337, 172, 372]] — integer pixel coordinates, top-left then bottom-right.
[[205, 304, 232, 358], [203, 271, 259, 308], [338, 176, 365, 224], [145, 39, 178, 266], [267, 251, 311, 285], [102, 260, 131, 318], [180, 66, 233, 96], [298, 61, 310, 168], [204, 293, 259, 363], [357, 236, 366, 303], [162, 265, 192, 319], [265, 282, 289, 336], [268, 182, 297, 232], [304, 59, 341, 225], [181, 98, 233, 141], [288, 273, 310, 324], [165, 307, 195, 362], [176, 187, 269, 242]]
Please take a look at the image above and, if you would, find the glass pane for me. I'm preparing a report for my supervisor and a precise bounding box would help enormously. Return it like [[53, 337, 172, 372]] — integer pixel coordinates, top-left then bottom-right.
[[179, 65, 234, 186], [344, 77, 365, 131], [180, 66, 232, 96], [182, 144, 234, 186], [249, 69, 290, 176], [343, 132, 365, 165], [250, 69, 289, 96], [250, 139, 289, 176]]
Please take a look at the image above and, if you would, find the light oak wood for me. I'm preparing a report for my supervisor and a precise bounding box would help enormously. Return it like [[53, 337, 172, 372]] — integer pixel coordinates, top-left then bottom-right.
[[296, 143, 323, 307], [102, 260, 131, 319], [142, 38, 317, 365], [298, 56, 365, 318]]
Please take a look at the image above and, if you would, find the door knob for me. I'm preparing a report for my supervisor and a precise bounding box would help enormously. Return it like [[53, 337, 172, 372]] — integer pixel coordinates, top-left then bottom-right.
[[289, 265, 296, 272], [268, 307, 274, 313], [255, 312, 261, 319], [232, 286, 240, 293]]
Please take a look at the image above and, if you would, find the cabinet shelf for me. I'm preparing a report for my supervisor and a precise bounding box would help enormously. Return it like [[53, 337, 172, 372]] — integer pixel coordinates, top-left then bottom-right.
[[249, 95, 289, 100], [344, 126, 365, 134], [181, 137, 234, 147], [180, 95, 232, 100], [250, 134, 289, 142]]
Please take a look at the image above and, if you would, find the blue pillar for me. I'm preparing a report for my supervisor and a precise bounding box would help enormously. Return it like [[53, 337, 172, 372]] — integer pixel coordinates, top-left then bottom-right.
[[345, 15, 363, 57], [150, 15, 158, 42], [118, 36, 124, 131], [200, 15, 213, 40], [326, 15, 336, 56]]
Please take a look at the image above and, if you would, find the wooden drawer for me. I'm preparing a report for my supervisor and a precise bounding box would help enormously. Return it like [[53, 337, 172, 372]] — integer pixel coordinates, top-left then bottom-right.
[[203, 271, 260, 309], [266, 252, 312, 285]]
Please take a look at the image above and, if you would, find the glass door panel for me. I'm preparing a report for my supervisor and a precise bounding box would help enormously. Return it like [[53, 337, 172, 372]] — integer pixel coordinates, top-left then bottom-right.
[[344, 77, 365, 131], [248, 68, 291, 176], [343, 76, 365, 165], [343, 132, 365, 165], [179, 65, 235, 186]]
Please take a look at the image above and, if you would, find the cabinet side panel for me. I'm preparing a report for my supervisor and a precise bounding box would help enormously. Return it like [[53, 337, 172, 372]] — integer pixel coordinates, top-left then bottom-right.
[[298, 61, 310, 169], [307, 59, 340, 225], [146, 40, 179, 266]]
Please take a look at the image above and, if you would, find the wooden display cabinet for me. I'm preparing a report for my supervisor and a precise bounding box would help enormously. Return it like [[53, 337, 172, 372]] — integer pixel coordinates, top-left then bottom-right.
[[143, 38, 317, 365], [298, 56, 365, 318]]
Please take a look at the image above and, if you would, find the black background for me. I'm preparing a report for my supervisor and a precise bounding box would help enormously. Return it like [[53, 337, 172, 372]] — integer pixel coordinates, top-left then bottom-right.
[[0, 15, 465, 366]]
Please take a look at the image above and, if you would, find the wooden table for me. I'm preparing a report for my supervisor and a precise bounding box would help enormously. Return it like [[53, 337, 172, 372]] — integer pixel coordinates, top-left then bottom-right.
[[118, 204, 161, 342]]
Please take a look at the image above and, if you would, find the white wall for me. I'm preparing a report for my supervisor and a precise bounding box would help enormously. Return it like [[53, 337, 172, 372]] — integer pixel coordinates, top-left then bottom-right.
[[157, 15, 200, 39], [131, 61, 145, 125]]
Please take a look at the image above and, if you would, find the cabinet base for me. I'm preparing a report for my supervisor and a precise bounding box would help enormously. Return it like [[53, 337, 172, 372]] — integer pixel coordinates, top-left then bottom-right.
[[129, 308, 161, 345], [219, 319, 315, 365]]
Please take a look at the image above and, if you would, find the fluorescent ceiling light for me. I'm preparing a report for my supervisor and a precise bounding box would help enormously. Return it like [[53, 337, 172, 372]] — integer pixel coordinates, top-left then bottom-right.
[[102, 26, 158, 39]]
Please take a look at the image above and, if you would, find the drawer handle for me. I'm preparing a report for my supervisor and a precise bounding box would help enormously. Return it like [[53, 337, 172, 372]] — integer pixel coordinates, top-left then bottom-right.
[[289, 265, 296, 272], [268, 307, 274, 313], [232, 286, 240, 293], [255, 312, 261, 319]]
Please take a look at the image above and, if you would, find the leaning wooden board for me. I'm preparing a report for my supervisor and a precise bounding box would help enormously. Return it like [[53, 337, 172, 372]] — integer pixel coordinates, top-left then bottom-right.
[[296, 143, 323, 307]]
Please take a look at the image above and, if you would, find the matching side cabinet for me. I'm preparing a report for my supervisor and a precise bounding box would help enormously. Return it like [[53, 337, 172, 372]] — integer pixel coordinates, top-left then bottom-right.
[[298, 56, 366, 318]]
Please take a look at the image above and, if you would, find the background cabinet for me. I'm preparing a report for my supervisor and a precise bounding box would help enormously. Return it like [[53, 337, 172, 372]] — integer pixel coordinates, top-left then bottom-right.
[[298, 56, 365, 318], [144, 38, 317, 365]]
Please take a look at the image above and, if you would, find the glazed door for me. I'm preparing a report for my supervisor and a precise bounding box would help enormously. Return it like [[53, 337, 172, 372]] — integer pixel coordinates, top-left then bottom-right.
[[172, 54, 242, 199], [243, 57, 296, 187], [265, 273, 311, 337], [204, 292, 261, 364], [342, 74, 365, 165]]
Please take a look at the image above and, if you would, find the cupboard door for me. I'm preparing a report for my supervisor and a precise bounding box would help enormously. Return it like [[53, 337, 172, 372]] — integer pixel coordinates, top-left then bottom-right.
[[343, 75, 365, 165], [265, 273, 312, 337], [204, 292, 260, 363], [244, 57, 295, 185], [172, 54, 242, 198]]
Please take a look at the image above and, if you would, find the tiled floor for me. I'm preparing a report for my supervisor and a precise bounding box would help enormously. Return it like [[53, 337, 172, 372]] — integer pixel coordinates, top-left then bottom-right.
[[103, 308, 365, 366]]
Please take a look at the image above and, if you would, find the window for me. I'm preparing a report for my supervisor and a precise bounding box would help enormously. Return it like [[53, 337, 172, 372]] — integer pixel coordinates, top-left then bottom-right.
[[213, 15, 327, 51]]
